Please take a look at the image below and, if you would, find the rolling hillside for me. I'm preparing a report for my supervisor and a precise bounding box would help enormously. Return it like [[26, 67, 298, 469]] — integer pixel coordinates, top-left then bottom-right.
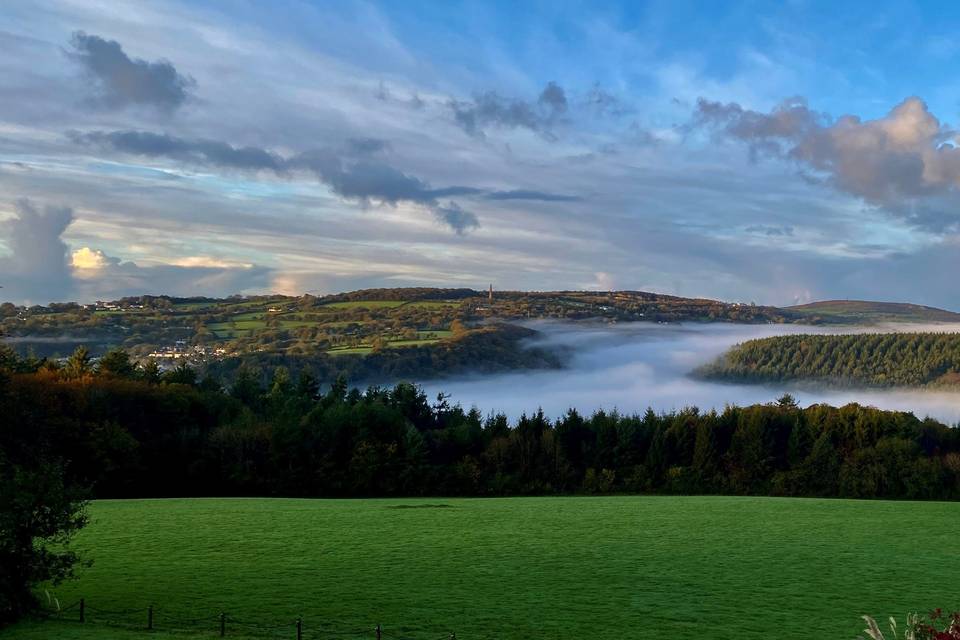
[[786, 299, 960, 324]]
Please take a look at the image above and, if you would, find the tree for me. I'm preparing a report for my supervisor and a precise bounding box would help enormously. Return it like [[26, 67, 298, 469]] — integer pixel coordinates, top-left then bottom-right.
[[296, 370, 320, 399], [140, 359, 162, 384], [162, 361, 197, 386], [0, 373, 89, 625], [776, 393, 799, 410], [269, 366, 292, 397], [692, 422, 720, 481], [0, 461, 89, 624], [450, 319, 468, 338], [63, 346, 93, 379], [97, 348, 137, 379]]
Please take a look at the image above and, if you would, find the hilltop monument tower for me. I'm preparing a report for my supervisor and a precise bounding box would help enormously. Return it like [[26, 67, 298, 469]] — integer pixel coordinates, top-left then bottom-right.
[[489, 284, 493, 302]]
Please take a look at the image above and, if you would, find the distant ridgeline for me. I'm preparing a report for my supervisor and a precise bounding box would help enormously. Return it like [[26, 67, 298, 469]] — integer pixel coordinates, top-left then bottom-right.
[[4, 289, 960, 384], [699, 332, 960, 388], [0, 288, 793, 384]]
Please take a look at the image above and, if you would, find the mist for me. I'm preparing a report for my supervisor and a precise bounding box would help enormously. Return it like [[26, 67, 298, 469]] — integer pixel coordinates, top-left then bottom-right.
[[422, 321, 960, 425]]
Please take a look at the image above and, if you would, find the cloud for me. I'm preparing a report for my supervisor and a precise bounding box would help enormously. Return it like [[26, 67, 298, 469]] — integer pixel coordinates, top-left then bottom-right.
[[287, 152, 482, 233], [67, 130, 284, 172], [584, 85, 630, 117], [693, 96, 960, 230], [486, 189, 582, 202], [71, 246, 110, 270], [74, 256, 272, 301], [0, 199, 74, 303], [69, 129, 486, 233], [374, 81, 425, 109], [0, 198, 272, 304], [448, 81, 568, 139], [68, 31, 195, 112], [431, 202, 479, 235], [346, 138, 392, 155], [744, 224, 794, 236]]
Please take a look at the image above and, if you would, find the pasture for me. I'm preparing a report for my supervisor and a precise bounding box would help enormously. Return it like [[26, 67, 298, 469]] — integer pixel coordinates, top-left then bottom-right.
[[9, 496, 958, 640]]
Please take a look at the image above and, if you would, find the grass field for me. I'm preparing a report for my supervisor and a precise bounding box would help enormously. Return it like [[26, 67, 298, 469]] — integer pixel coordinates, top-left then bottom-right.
[[322, 301, 408, 310], [7, 496, 959, 640]]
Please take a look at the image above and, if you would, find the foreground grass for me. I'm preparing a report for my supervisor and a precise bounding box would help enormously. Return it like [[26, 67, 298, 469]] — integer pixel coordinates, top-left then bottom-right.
[[6, 496, 959, 640]]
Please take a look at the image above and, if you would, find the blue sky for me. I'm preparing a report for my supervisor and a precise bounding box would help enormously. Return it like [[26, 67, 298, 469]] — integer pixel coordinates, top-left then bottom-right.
[[3, 0, 960, 306]]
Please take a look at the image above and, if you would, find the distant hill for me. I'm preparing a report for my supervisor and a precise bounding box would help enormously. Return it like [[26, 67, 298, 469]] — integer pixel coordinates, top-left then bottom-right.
[[698, 332, 960, 389], [785, 300, 960, 324]]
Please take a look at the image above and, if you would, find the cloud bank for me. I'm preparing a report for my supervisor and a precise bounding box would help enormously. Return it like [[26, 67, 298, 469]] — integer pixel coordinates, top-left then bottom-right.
[[693, 96, 960, 230], [0, 198, 270, 304], [69, 130, 481, 234]]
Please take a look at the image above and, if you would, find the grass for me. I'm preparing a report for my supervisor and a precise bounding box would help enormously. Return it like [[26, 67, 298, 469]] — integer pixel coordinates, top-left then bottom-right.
[[322, 301, 407, 310], [207, 321, 267, 331], [325, 346, 373, 356], [402, 301, 461, 309], [8, 496, 960, 640], [419, 330, 452, 339]]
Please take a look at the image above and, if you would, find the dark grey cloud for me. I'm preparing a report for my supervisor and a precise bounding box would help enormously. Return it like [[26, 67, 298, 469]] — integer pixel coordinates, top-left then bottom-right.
[[426, 186, 487, 198], [745, 224, 794, 236], [288, 152, 480, 233], [68, 130, 284, 171], [538, 81, 568, 113], [70, 130, 480, 233], [68, 31, 195, 112], [692, 96, 960, 230], [449, 81, 568, 139], [0, 199, 74, 303], [486, 190, 582, 202], [431, 202, 479, 235]]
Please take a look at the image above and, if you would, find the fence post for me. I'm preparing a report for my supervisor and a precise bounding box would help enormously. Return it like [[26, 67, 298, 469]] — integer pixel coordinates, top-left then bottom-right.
[[376, 624, 382, 640], [295, 617, 302, 640], [148, 604, 153, 630], [79, 598, 85, 623], [219, 612, 226, 637]]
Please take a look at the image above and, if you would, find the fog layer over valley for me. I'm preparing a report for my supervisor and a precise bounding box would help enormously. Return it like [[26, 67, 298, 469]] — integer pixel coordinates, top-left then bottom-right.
[[422, 321, 960, 424]]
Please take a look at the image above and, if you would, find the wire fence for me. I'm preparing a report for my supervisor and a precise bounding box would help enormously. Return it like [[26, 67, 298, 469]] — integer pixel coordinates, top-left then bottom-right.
[[37, 597, 457, 640]]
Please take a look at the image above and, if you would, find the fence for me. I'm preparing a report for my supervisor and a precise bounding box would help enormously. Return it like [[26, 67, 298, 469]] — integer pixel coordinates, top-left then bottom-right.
[[39, 597, 457, 640]]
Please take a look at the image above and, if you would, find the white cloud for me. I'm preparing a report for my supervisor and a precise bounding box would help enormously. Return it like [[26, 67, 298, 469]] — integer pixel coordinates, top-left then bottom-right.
[[71, 246, 109, 271]]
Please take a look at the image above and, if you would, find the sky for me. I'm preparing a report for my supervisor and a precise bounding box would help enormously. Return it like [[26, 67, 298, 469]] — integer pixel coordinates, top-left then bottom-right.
[[4, 0, 960, 306]]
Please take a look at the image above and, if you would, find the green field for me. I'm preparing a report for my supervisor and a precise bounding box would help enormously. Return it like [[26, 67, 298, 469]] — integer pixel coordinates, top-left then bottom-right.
[[322, 300, 408, 310], [6, 496, 958, 640]]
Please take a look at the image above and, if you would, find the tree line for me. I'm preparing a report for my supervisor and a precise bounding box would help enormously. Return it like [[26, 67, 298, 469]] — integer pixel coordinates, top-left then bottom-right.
[[4, 344, 960, 501], [699, 332, 960, 388]]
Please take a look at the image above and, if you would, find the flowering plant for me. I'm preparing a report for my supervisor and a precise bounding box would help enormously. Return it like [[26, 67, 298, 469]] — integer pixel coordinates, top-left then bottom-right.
[[861, 610, 960, 640]]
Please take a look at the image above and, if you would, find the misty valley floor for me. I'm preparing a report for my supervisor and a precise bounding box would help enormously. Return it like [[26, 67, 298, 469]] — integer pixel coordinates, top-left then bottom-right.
[[6, 496, 959, 640], [423, 321, 960, 424]]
